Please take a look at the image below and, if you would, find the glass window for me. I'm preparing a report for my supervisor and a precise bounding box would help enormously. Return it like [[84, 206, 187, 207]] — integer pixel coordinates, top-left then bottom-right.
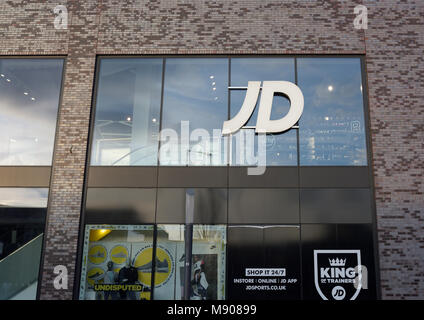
[[191, 225, 226, 300], [153, 224, 227, 300], [153, 224, 184, 300], [79, 224, 227, 300], [159, 58, 228, 166], [0, 188, 48, 300], [91, 58, 163, 166], [230, 58, 297, 166], [79, 224, 155, 300], [0, 59, 64, 165], [89, 57, 369, 167], [298, 58, 367, 165]]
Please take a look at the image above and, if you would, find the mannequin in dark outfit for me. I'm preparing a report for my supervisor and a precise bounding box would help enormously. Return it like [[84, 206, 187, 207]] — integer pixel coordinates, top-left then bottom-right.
[[118, 258, 138, 300]]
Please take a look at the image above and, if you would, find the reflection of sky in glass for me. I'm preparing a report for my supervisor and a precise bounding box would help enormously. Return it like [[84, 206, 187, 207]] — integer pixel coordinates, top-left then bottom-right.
[[0, 59, 63, 165], [0, 188, 48, 207], [230, 58, 297, 165], [160, 58, 228, 166], [90, 57, 368, 167], [91, 58, 162, 165], [298, 58, 367, 166]]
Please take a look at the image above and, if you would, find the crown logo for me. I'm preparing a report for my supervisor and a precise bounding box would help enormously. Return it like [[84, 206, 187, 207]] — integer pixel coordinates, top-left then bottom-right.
[[328, 258, 346, 267]]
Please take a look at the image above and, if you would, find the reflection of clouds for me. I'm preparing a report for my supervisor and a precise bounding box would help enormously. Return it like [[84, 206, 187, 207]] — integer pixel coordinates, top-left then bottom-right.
[[0, 99, 57, 165], [162, 59, 228, 132], [0, 188, 48, 207], [100, 58, 162, 77], [311, 79, 362, 108], [231, 58, 295, 86], [162, 94, 226, 131], [0, 59, 63, 165], [0, 98, 58, 124], [298, 58, 363, 109], [297, 59, 367, 166], [96, 61, 162, 115], [164, 59, 227, 102]]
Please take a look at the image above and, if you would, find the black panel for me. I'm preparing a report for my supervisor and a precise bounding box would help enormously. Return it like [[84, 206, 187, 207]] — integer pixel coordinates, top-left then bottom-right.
[[229, 167, 298, 188], [158, 167, 227, 187], [88, 167, 157, 187], [0, 208, 46, 224], [85, 188, 156, 224], [228, 189, 299, 224], [301, 224, 377, 300], [156, 188, 227, 224], [300, 167, 369, 188], [227, 226, 301, 300], [263, 226, 301, 299], [227, 226, 265, 300], [300, 189, 372, 223]]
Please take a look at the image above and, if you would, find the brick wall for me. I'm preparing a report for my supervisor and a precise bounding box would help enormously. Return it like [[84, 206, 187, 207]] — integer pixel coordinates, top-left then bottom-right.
[[0, 0, 422, 299], [364, 0, 424, 299]]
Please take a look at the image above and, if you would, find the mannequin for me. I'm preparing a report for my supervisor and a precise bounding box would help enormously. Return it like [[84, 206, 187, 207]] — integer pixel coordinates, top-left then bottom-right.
[[118, 257, 138, 300]]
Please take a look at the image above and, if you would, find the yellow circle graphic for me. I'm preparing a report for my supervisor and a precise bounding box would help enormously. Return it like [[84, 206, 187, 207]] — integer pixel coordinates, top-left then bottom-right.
[[110, 245, 128, 265], [87, 267, 105, 287], [133, 246, 173, 287], [88, 245, 107, 265]]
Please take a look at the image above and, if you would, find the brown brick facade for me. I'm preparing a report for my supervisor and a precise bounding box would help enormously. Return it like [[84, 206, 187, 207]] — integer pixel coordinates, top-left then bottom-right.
[[0, 0, 422, 299]]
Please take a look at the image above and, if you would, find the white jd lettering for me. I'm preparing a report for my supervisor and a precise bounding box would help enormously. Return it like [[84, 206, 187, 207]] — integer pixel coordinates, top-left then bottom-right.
[[222, 81, 304, 135]]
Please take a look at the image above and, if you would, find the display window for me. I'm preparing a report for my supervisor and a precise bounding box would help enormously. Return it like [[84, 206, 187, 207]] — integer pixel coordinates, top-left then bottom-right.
[[153, 224, 226, 300], [79, 225, 154, 300], [79, 224, 227, 300]]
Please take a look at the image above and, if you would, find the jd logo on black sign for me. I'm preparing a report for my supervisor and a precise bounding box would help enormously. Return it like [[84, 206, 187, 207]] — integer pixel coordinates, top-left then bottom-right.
[[314, 250, 363, 300]]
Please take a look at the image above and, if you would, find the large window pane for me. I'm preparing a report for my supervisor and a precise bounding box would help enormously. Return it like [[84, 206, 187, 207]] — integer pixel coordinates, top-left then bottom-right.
[[154, 224, 185, 300], [159, 58, 228, 166], [153, 224, 227, 300], [230, 58, 297, 166], [298, 58, 367, 165], [191, 225, 226, 300], [91, 59, 163, 166], [0, 59, 63, 165], [79, 224, 154, 300], [0, 188, 48, 300]]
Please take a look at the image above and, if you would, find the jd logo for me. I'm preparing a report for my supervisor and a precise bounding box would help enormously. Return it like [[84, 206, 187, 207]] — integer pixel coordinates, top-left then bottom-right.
[[314, 250, 363, 300], [222, 81, 304, 134]]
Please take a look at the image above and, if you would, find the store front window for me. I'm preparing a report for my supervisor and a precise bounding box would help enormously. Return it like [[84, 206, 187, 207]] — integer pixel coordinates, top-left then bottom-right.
[[298, 58, 367, 165], [160, 58, 228, 166], [230, 58, 297, 166], [79, 225, 155, 300], [0, 188, 48, 300], [79, 224, 226, 300], [90, 56, 368, 167], [82, 56, 376, 301], [90, 58, 163, 166], [0, 58, 64, 165]]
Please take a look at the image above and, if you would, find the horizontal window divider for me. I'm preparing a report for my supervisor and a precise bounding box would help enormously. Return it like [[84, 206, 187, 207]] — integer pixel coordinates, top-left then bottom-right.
[[228, 225, 300, 228]]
